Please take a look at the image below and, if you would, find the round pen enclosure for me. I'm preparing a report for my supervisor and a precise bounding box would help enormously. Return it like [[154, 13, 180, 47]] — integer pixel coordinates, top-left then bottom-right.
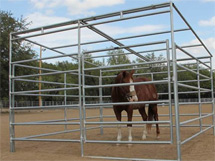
[[9, 2, 214, 161]]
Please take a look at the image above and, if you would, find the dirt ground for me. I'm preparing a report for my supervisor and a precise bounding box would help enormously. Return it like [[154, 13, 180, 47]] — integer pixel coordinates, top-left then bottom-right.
[[1, 104, 215, 161]]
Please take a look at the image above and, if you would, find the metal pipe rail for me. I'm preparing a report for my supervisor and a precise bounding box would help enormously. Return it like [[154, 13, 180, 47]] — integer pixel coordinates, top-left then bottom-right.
[[10, 104, 79, 110], [180, 113, 213, 125], [11, 86, 79, 95], [177, 64, 210, 79], [178, 83, 211, 92], [84, 60, 167, 71], [11, 52, 78, 64], [181, 125, 213, 145], [173, 4, 212, 57], [11, 69, 78, 79], [179, 101, 213, 105], [85, 100, 169, 107], [12, 138, 80, 142], [11, 122, 80, 125], [51, 28, 190, 50], [14, 64, 59, 72], [12, 2, 170, 35], [86, 156, 177, 161], [85, 120, 170, 125], [13, 93, 79, 97], [101, 55, 210, 73], [85, 140, 171, 144], [12, 10, 170, 41], [20, 130, 80, 139], [14, 78, 78, 86], [86, 44, 202, 60], [83, 40, 167, 55], [176, 45, 210, 68], [84, 80, 168, 89]]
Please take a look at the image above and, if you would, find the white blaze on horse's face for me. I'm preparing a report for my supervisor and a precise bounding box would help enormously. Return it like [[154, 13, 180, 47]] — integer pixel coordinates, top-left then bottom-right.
[[129, 79, 138, 102]]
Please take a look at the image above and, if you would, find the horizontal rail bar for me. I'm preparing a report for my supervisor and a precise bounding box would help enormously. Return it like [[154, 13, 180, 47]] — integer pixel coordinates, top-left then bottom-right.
[[84, 80, 168, 89], [14, 64, 59, 72], [85, 60, 167, 71], [51, 28, 189, 49], [14, 78, 78, 86], [181, 125, 213, 145], [178, 83, 210, 92], [87, 44, 202, 60], [86, 155, 177, 161], [14, 93, 79, 97], [85, 140, 171, 144], [11, 87, 79, 95], [85, 121, 170, 125], [83, 40, 166, 54], [12, 10, 170, 40], [179, 101, 213, 105], [20, 130, 79, 139], [180, 113, 213, 125], [177, 64, 210, 79], [10, 104, 79, 110], [176, 44, 210, 68], [85, 100, 169, 107], [11, 122, 80, 125], [12, 2, 170, 35], [11, 52, 78, 64], [12, 138, 80, 142], [12, 69, 78, 79], [86, 113, 212, 120]]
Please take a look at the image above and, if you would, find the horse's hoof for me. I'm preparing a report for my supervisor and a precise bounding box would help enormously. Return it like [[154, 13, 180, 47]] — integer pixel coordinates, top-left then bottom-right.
[[156, 134, 160, 139], [142, 135, 146, 140]]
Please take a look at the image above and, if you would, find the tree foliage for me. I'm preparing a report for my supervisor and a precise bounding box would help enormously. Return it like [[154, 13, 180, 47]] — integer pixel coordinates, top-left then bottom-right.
[[0, 11, 37, 101]]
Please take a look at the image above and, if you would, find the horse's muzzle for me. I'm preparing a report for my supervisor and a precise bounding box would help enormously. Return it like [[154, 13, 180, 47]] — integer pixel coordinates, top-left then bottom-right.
[[126, 91, 138, 102]]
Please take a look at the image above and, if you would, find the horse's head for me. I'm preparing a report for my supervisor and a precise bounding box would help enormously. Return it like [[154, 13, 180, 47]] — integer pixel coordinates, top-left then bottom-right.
[[115, 70, 138, 102]]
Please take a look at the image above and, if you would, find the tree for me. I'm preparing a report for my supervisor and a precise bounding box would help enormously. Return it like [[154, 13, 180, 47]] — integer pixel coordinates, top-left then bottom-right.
[[0, 11, 37, 101]]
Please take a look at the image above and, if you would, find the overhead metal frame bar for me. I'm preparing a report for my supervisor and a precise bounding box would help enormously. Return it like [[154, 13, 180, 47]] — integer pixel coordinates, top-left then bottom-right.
[[11, 2, 170, 35]]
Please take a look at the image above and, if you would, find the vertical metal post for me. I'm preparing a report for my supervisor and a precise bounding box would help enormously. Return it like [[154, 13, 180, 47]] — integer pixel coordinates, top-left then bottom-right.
[[151, 73, 154, 81], [166, 39, 173, 144], [39, 28, 44, 107], [99, 70, 103, 135], [170, 2, 181, 160], [78, 21, 84, 157], [64, 73, 67, 130], [82, 52, 87, 140], [210, 57, 215, 135], [197, 60, 202, 131], [9, 33, 15, 152]]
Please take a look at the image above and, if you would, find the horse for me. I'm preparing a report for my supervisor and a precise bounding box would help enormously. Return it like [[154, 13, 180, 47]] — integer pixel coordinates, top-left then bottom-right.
[[111, 70, 160, 144]]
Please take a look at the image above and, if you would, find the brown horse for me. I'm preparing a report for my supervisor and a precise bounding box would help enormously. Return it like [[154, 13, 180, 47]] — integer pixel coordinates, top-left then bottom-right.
[[111, 70, 160, 143]]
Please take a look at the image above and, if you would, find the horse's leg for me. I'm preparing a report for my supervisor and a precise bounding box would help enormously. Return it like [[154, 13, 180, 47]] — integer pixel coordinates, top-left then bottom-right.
[[113, 106, 122, 143], [138, 106, 147, 140], [149, 104, 160, 139], [126, 106, 133, 144], [147, 104, 153, 134]]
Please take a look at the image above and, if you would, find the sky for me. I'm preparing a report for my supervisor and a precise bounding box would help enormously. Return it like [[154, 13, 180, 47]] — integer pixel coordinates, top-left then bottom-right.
[[1, 0, 215, 67]]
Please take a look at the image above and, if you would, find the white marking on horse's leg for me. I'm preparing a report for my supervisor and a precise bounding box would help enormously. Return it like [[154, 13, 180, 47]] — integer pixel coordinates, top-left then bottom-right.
[[128, 127, 132, 142], [142, 124, 147, 140], [116, 124, 122, 146], [117, 125, 122, 142], [128, 127, 133, 147]]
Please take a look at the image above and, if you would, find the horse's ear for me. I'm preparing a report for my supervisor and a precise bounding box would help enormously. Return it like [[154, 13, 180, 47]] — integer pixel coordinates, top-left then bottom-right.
[[130, 70, 135, 76]]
